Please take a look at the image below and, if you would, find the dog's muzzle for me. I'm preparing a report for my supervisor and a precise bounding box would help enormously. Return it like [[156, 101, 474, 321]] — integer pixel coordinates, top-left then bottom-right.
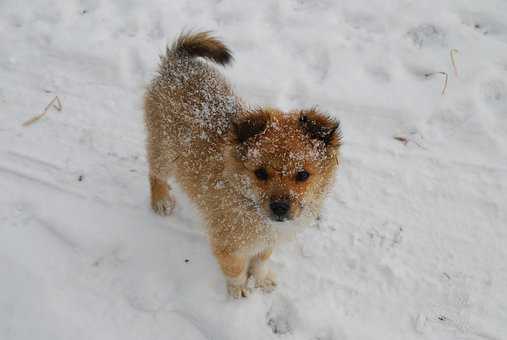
[[269, 199, 291, 221]]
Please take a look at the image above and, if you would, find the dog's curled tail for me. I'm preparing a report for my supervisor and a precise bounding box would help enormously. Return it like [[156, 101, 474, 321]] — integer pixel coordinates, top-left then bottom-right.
[[170, 31, 233, 66]]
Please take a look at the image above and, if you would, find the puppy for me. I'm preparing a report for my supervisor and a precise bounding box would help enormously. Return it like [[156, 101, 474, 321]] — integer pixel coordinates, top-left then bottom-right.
[[144, 31, 342, 298]]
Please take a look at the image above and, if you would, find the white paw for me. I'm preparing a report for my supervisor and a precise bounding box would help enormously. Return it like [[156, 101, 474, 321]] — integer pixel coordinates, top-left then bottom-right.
[[151, 196, 175, 216], [227, 282, 251, 299], [255, 270, 277, 293]]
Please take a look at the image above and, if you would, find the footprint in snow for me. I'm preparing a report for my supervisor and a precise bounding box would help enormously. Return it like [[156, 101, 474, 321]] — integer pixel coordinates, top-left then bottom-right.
[[416, 272, 500, 340], [460, 11, 507, 43], [479, 78, 507, 115], [406, 24, 447, 48], [266, 295, 298, 335]]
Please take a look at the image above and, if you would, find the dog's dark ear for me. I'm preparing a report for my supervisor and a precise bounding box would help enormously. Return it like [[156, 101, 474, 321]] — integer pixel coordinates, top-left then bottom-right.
[[233, 110, 270, 143], [299, 109, 342, 147]]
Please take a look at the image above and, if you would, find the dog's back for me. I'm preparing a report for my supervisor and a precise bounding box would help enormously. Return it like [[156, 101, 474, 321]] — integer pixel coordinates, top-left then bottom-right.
[[145, 31, 241, 143], [144, 32, 242, 189]]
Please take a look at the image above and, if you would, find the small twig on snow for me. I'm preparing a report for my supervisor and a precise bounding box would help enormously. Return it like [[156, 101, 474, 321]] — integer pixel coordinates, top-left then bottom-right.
[[393, 135, 427, 149], [424, 72, 448, 96], [22, 96, 62, 127], [393, 136, 409, 145]]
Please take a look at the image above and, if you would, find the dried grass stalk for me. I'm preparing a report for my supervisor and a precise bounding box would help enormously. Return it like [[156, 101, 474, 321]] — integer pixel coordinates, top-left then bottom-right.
[[22, 96, 62, 127], [425, 72, 448, 96], [450, 49, 459, 77]]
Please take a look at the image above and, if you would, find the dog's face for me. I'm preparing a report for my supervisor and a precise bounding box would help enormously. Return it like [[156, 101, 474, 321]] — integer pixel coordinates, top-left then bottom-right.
[[227, 108, 341, 222]]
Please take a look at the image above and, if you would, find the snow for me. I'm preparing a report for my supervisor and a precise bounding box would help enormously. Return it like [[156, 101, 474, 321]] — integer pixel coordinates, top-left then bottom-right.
[[1, 0, 506, 339]]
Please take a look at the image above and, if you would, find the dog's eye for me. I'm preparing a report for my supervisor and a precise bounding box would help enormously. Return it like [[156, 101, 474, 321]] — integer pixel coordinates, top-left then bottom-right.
[[255, 167, 269, 181], [295, 170, 310, 182]]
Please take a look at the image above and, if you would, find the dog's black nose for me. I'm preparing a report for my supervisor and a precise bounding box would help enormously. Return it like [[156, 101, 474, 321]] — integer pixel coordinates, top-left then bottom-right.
[[270, 200, 290, 220]]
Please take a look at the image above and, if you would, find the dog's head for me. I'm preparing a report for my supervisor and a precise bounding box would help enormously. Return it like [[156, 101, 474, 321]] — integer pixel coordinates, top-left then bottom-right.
[[226, 108, 342, 222]]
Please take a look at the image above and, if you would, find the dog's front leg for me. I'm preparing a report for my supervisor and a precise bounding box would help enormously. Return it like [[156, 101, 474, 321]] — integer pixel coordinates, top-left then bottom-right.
[[250, 249, 277, 293], [215, 251, 250, 298]]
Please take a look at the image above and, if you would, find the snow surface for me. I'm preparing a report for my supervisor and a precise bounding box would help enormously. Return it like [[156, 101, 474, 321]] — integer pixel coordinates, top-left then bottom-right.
[[1, 0, 507, 339]]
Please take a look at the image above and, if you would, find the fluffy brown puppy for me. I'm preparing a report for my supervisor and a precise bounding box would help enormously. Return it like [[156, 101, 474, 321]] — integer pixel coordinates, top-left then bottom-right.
[[144, 31, 342, 298]]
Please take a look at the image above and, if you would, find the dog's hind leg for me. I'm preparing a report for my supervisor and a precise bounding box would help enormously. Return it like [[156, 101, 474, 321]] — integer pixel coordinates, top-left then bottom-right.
[[146, 131, 177, 216], [149, 174, 175, 215]]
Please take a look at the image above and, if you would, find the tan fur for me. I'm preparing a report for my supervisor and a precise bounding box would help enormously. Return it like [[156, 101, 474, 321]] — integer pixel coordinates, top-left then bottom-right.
[[144, 32, 341, 297]]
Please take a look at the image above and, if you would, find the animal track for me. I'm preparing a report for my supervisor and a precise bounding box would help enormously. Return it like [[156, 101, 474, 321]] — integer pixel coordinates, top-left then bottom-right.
[[460, 11, 507, 43], [266, 295, 296, 335], [364, 221, 404, 251], [406, 24, 447, 48], [479, 78, 507, 114]]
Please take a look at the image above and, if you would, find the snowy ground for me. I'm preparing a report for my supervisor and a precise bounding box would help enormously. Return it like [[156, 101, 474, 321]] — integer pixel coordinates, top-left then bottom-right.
[[1, 0, 507, 339]]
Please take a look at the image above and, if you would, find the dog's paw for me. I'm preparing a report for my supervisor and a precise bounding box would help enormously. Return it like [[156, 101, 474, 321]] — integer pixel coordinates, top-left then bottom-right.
[[151, 196, 175, 216], [255, 270, 277, 293], [227, 283, 251, 299]]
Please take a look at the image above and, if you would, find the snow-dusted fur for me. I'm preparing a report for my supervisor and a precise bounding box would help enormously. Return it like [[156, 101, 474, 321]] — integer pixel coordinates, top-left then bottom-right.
[[3, 1, 507, 338], [144, 32, 341, 297]]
